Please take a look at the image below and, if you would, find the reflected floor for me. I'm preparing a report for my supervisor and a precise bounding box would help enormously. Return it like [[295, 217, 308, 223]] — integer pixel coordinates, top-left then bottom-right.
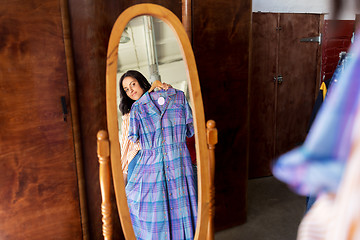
[[215, 176, 306, 240]]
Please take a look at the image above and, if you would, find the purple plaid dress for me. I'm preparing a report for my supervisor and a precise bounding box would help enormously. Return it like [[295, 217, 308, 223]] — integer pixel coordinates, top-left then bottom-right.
[[126, 88, 197, 240]]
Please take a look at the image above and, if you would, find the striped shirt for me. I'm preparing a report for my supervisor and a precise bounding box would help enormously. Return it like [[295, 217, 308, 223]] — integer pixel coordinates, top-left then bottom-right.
[[120, 113, 141, 174]]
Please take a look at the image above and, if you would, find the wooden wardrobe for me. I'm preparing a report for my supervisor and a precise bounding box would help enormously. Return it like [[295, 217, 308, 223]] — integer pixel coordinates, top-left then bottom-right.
[[0, 0, 85, 238], [1, 0, 252, 239], [249, 13, 323, 178]]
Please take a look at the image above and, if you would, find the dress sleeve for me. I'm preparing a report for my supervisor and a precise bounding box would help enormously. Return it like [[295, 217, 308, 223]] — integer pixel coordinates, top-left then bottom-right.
[[120, 113, 141, 173], [128, 105, 140, 143], [184, 96, 194, 138]]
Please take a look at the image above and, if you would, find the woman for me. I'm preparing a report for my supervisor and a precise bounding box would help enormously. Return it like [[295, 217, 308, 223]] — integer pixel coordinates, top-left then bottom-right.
[[119, 70, 171, 184], [120, 69, 197, 239]]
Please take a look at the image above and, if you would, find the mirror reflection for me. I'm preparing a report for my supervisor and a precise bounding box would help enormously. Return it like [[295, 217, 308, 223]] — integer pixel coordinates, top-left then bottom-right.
[[116, 16, 198, 239]]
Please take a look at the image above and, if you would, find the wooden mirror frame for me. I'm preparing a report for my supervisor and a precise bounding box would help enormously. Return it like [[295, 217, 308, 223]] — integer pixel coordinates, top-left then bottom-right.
[[97, 3, 217, 240]]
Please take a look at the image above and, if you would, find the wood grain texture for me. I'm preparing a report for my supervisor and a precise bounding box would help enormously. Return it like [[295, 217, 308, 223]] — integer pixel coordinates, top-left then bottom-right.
[[250, 13, 321, 178], [67, 0, 122, 238], [59, 0, 89, 238], [97, 131, 112, 240], [249, 13, 278, 178], [276, 14, 321, 158], [67, 1, 182, 238], [206, 120, 217, 240], [193, 0, 251, 231], [0, 0, 82, 239]]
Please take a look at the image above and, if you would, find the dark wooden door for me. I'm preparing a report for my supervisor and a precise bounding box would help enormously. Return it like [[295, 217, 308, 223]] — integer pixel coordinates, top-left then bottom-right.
[[249, 13, 278, 178], [0, 0, 83, 239], [276, 13, 321, 157], [249, 13, 321, 178], [193, 0, 251, 231]]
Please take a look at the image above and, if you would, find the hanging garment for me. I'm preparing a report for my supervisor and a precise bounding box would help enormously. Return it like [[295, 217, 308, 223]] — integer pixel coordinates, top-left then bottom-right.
[[306, 79, 331, 134], [126, 88, 197, 240], [272, 34, 360, 239], [327, 51, 353, 97], [298, 106, 360, 240], [305, 52, 352, 211], [306, 79, 331, 211]]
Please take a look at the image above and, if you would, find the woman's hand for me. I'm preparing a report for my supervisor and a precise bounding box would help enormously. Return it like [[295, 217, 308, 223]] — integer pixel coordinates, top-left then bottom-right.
[[156, 82, 172, 91]]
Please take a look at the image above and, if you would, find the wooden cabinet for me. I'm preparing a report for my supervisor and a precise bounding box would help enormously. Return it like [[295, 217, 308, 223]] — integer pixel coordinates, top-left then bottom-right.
[[193, 0, 251, 230], [0, 0, 84, 239], [1, 0, 252, 237], [249, 13, 323, 178]]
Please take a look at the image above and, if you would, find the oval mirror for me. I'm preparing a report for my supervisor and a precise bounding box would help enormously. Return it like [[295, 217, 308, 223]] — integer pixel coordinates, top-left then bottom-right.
[[99, 3, 216, 240]]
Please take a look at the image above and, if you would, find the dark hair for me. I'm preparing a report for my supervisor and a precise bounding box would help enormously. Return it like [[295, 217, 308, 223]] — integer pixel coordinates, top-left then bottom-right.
[[119, 70, 151, 115]]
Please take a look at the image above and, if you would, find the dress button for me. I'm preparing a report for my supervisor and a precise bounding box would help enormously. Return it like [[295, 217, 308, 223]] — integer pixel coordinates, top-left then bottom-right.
[[169, 193, 172, 196]]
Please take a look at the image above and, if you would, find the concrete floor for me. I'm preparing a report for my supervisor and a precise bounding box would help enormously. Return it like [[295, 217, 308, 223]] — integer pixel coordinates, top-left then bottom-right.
[[215, 176, 306, 240]]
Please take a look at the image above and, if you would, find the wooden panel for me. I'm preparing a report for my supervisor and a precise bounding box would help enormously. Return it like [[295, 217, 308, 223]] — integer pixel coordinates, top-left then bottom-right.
[[322, 20, 354, 81], [68, 0, 182, 238], [250, 13, 322, 178], [0, 0, 82, 239], [276, 14, 321, 157], [249, 13, 278, 178], [193, 0, 251, 231], [120, 0, 182, 19], [68, 0, 121, 238]]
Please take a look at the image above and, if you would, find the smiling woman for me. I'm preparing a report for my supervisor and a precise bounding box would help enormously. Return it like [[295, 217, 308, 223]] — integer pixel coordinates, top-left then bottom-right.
[[97, 3, 217, 240]]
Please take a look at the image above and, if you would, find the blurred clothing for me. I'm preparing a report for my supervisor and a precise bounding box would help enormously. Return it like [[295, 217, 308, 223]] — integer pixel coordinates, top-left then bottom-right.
[[272, 36, 360, 196], [272, 34, 360, 239], [298, 107, 360, 240]]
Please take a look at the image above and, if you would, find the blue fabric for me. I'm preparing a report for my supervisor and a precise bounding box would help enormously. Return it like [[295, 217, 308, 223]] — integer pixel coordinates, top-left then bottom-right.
[[127, 151, 140, 183], [126, 88, 197, 240], [305, 195, 317, 212]]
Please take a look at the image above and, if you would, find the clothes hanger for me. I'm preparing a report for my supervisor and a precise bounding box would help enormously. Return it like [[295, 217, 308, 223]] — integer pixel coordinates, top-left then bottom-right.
[[148, 80, 162, 92]]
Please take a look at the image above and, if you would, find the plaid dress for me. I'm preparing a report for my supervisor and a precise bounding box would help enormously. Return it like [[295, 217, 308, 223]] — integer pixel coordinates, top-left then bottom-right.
[[126, 88, 197, 240]]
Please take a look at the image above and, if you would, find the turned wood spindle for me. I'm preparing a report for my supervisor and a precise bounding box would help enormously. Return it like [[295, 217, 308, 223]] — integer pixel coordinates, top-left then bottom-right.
[[97, 130, 112, 240], [206, 120, 218, 240]]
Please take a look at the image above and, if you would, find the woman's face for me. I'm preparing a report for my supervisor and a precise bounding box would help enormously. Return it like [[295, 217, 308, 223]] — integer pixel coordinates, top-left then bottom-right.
[[122, 76, 145, 101]]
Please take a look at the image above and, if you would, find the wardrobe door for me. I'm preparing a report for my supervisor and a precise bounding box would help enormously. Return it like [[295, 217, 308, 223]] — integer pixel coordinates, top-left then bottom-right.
[[193, 0, 251, 230], [249, 13, 278, 178], [276, 13, 322, 158], [0, 0, 83, 239]]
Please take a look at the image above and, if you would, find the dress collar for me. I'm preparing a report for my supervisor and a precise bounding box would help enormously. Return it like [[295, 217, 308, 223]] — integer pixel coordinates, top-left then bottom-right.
[[136, 88, 176, 105]]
